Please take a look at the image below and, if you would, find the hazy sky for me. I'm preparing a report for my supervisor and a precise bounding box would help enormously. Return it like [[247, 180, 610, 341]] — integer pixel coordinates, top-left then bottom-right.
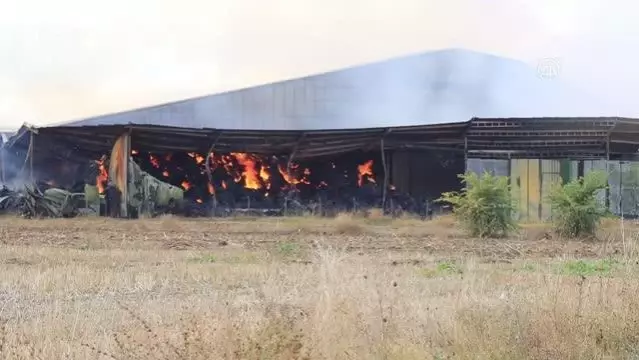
[[0, 0, 636, 129]]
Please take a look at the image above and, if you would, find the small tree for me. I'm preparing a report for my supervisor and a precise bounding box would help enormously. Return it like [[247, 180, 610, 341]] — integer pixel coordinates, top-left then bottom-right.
[[547, 170, 608, 238], [438, 172, 516, 238]]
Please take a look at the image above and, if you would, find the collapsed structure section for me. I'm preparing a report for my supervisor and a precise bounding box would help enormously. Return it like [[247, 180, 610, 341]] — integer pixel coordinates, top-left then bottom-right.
[[88, 146, 463, 217]]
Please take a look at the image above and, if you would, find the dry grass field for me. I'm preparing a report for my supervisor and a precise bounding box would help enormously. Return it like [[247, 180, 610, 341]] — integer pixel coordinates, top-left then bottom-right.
[[0, 214, 639, 359]]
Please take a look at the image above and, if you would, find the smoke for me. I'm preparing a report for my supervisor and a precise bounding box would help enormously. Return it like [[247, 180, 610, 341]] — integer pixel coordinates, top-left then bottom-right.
[[0, 0, 637, 129], [0, 146, 27, 188], [52, 48, 625, 130], [275, 49, 615, 129]]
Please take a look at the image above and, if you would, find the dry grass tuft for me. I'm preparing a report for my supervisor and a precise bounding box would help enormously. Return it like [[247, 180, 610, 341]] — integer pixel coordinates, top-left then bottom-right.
[[333, 213, 364, 235], [366, 208, 385, 220]]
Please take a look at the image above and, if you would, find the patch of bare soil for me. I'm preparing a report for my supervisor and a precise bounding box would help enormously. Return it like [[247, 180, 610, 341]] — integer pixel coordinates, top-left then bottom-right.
[[0, 215, 629, 259]]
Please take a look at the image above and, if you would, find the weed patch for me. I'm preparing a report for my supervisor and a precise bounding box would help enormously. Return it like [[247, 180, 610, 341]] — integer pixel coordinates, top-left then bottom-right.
[[521, 263, 537, 272], [557, 258, 620, 277], [277, 242, 300, 257], [419, 260, 463, 278]]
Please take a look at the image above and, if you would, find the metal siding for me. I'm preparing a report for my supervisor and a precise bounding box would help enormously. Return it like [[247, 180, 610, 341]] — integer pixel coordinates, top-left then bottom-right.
[[541, 160, 561, 221], [511, 159, 544, 222], [510, 159, 521, 220], [609, 161, 622, 215], [621, 162, 639, 216], [519, 160, 529, 221], [527, 159, 541, 222], [559, 159, 572, 184], [585, 160, 607, 208]]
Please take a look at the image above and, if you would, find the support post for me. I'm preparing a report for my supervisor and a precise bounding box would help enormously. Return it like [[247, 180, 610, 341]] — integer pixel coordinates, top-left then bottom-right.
[[619, 161, 623, 218], [0, 138, 5, 184], [605, 136, 610, 211], [284, 133, 305, 215], [205, 132, 223, 214], [29, 131, 34, 182], [463, 135, 468, 173], [380, 129, 391, 212], [120, 131, 131, 218]]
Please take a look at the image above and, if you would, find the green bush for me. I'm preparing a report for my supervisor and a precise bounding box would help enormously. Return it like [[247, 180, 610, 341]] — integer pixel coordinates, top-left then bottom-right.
[[438, 172, 516, 238], [547, 170, 608, 238]]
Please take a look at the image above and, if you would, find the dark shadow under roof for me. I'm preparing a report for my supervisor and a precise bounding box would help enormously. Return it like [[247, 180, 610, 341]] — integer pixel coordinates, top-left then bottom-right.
[[5, 117, 639, 166]]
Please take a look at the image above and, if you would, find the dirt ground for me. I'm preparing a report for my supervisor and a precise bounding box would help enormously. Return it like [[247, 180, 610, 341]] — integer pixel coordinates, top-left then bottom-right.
[[0, 215, 637, 359], [0, 215, 628, 260]]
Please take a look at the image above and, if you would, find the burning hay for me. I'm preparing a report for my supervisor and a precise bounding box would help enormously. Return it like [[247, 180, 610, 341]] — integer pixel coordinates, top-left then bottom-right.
[[1, 130, 447, 219], [123, 149, 390, 216]]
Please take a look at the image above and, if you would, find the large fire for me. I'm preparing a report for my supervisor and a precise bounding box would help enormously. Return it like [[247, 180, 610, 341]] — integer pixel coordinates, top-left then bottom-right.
[[230, 153, 263, 190], [97, 150, 378, 203]]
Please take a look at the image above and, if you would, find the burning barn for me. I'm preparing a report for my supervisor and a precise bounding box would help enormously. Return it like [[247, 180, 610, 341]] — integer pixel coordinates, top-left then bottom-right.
[[0, 122, 468, 218], [4, 116, 639, 220], [2, 49, 638, 220]]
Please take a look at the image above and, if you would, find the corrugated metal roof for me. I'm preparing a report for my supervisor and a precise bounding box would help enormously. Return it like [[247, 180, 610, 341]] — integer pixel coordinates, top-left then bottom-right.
[[8, 117, 638, 164], [55, 49, 609, 131]]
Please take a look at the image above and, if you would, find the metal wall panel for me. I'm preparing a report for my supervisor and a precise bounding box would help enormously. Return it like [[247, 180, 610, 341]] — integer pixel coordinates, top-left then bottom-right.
[[527, 160, 541, 222], [511, 159, 543, 222], [584, 160, 607, 207], [608, 161, 639, 217], [541, 160, 561, 221], [510, 159, 522, 220]]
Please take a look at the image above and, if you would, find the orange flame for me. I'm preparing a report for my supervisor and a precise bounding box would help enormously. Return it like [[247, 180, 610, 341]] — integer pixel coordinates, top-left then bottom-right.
[[260, 166, 271, 189], [357, 160, 375, 186], [131, 149, 139, 155], [181, 180, 191, 191], [187, 152, 206, 165], [96, 158, 108, 194], [221, 180, 228, 189], [207, 182, 215, 195], [278, 164, 311, 186], [231, 152, 262, 190], [162, 170, 170, 177], [196, 198, 203, 204]]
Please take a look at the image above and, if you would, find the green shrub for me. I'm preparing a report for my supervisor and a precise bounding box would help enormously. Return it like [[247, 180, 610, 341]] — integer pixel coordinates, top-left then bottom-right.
[[438, 172, 516, 238], [547, 170, 608, 238]]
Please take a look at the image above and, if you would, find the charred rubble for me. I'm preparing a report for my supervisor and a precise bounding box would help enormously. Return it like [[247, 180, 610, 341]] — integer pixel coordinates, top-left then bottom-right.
[[120, 150, 439, 217], [0, 145, 448, 219]]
